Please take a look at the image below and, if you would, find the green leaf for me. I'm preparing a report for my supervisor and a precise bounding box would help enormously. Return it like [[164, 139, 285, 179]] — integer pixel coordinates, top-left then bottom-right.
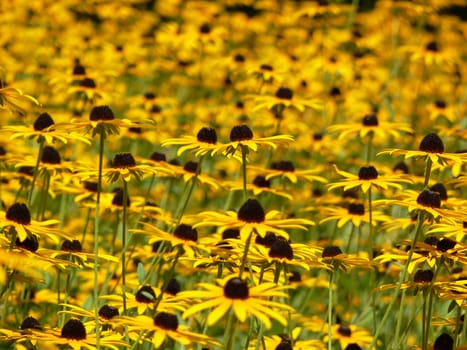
[[137, 262, 145, 285]]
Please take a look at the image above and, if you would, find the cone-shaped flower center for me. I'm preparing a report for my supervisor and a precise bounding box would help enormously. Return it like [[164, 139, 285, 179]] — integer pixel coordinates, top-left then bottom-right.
[[224, 277, 249, 299], [269, 238, 293, 260], [425, 41, 439, 52], [222, 228, 240, 240], [253, 175, 270, 188], [16, 236, 39, 252], [424, 236, 439, 246], [271, 160, 295, 172], [61, 239, 82, 252], [166, 278, 181, 296], [98, 304, 119, 320], [183, 161, 199, 174], [199, 23, 211, 34], [41, 146, 61, 164], [6, 203, 31, 224], [289, 271, 302, 282], [260, 64, 273, 71], [338, 325, 352, 336], [84, 181, 98, 192], [436, 238, 456, 252], [430, 183, 448, 200], [174, 224, 198, 242], [329, 86, 341, 97], [434, 333, 453, 350], [358, 165, 378, 180], [275, 87, 293, 100], [112, 153, 136, 168], [414, 269, 434, 283], [345, 344, 363, 350], [322, 246, 343, 258], [33, 112, 55, 131], [393, 161, 409, 174], [313, 133, 324, 141], [112, 188, 130, 207], [230, 124, 254, 141], [73, 60, 86, 76], [150, 152, 166, 162], [20, 316, 41, 330], [154, 312, 179, 331], [197, 127, 217, 144], [435, 100, 446, 109], [135, 285, 156, 303], [275, 340, 293, 350], [234, 54, 245, 63], [348, 203, 365, 215], [0, 146, 5, 156], [18, 166, 34, 176], [362, 113, 378, 126], [419, 133, 444, 153], [61, 319, 86, 340], [90, 105, 114, 121], [237, 199, 265, 223], [416, 190, 441, 209], [144, 91, 156, 100], [256, 232, 278, 247], [80, 78, 96, 88]]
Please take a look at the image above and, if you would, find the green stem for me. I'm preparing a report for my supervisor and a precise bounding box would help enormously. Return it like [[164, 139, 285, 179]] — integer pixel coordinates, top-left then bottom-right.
[[328, 270, 334, 350], [154, 246, 183, 311], [366, 132, 374, 164], [175, 157, 204, 226], [423, 260, 442, 350], [94, 130, 105, 349], [368, 187, 374, 255], [224, 309, 237, 350], [239, 230, 254, 279], [241, 145, 248, 200], [423, 158, 432, 188], [27, 136, 45, 206], [121, 179, 129, 314]]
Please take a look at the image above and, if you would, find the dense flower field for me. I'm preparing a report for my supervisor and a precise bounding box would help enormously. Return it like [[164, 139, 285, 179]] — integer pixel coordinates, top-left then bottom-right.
[[0, 0, 466, 349]]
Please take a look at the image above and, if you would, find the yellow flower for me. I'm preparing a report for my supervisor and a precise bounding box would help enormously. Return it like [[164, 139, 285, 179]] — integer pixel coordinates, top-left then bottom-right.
[[319, 202, 390, 228], [249, 161, 327, 184], [180, 276, 293, 329], [161, 126, 223, 157], [0, 86, 39, 117], [324, 323, 373, 349], [194, 198, 315, 240], [250, 86, 321, 113]]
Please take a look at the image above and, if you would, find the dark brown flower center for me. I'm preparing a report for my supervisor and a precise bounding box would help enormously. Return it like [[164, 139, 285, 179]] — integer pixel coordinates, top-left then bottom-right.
[[230, 125, 253, 141], [183, 161, 198, 174], [41, 146, 61, 164], [89, 105, 114, 121], [289, 271, 302, 282], [393, 161, 409, 174], [237, 199, 265, 223], [150, 152, 166, 162], [436, 238, 456, 252], [275, 340, 293, 350], [434, 333, 453, 350], [253, 175, 270, 188], [348, 203, 365, 215], [61, 239, 82, 252], [154, 312, 178, 331], [414, 269, 434, 283], [322, 246, 343, 258], [234, 54, 246, 63], [20, 316, 41, 330], [98, 304, 119, 320], [174, 224, 198, 242], [72, 62, 86, 76], [135, 285, 156, 303], [222, 228, 240, 240], [166, 278, 181, 295], [430, 183, 448, 201], [313, 133, 324, 141], [275, 87, 293, 100], [358, 165, 378, 180], [269, 238, 293, 260], [224, 277, 249, 299], [80, 78, 96, 88], [338, 325, 352, 336], [362, 113, 378, 126], [18, 166, 34, 176], [6, 203, 31, 224], [434, 100, 446, 109], [144, 92, 156, 100], [199, 23, 211, 34], [112, 153, 136, 168], [419, 133, 444, 153], [345, 344, 362, 350], [425, 41, 439, 52], [33, 112, 55, 131], [0, 146, 6, 156], [84, 181, 98, 192], [61, 319, 86, 340], [271, 160, 295, 172], [329, 86, 341, 97], [197, 127, 217, 144], [256, 232, 278, 247], [16, 236, 39, 252], [151, 104, 162, 113], [112, 188, 130, 207], [260, 64, 273, 71], [416, 190, 441, 209], [424, 236, 439, 246]]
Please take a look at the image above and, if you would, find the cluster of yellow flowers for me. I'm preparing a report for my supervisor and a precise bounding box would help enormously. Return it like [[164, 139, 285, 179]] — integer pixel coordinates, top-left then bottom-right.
[[0, 1, 466, 349]]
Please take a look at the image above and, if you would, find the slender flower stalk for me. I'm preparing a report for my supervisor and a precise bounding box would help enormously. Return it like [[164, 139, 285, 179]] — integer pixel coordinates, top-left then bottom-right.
[[27, 136, 45, 206]]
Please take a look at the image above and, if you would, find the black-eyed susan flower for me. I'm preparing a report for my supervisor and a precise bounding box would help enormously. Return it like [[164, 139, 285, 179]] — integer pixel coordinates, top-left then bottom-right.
[[250, 86, 321, 113], [320, 245, 370, 271], [0, 86, 39, 117], [225, 175, 293, 200], [319, 202, 390, 228], [327, 164, 412, 193], [194, 198, 314, 240], [249, 161, 327, 184], [161, 126, 223, 157], [27, 318, 127, 350], [180, 276, 293, 329], [378, 133, 467, 167], [324, 324, 373, 350], [121, 313, 220, 348], [327, 112, 413, 142], [213, 124, 294, 158]]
